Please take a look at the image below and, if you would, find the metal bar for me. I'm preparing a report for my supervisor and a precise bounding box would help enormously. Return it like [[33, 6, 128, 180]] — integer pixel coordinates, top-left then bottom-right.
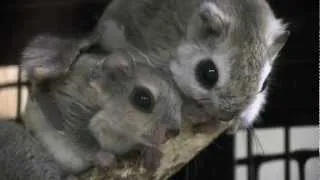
[[16, 65, 23, 123], [247, 129, 254, 180], [0, 82, 29, 89], [285, 126, 290, 180], [298, 162, 305, 180], [236, 150, 318, 164]]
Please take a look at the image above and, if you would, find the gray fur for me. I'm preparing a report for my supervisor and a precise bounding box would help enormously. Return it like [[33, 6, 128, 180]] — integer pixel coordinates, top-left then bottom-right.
[[11, 0, 289, 177], [21, 33, 100, 97], [95, 0, 289, 127], [21, 36, 182, 174], [0, 121, 63, 180]]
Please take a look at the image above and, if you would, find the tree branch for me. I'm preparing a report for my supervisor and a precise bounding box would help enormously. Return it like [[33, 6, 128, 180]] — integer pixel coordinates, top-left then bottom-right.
[[80, 121, 232, 180]]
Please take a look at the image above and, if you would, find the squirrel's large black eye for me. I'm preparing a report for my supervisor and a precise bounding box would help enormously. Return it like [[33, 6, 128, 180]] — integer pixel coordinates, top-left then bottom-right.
[[130, 86, 155, 113], [195, 58, 219, 89]]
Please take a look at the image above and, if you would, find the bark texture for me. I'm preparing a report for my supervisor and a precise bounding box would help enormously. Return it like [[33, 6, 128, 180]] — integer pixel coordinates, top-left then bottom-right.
[[79, 121, 232, 180]]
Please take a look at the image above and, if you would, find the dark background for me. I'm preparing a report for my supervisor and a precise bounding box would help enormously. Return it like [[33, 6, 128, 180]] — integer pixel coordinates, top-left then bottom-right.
[[0, 0, 317, 179]]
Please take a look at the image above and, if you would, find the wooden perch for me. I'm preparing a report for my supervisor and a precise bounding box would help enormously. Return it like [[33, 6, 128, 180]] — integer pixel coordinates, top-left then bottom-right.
[[79, 121, 232, 180]]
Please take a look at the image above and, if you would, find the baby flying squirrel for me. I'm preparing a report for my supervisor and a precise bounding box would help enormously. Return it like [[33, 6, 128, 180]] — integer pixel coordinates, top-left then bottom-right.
[[19, 35, 182, 177], [94, 0, 289, 130]]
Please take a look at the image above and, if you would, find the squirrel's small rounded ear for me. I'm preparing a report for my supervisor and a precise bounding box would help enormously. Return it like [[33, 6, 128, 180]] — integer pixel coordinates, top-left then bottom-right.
[[199, 2, 229, 37], [103, 52, 135, 79]]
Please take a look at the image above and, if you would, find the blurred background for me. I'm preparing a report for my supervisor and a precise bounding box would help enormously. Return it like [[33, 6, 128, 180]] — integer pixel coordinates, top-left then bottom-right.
[[0, 0, 318, 179]]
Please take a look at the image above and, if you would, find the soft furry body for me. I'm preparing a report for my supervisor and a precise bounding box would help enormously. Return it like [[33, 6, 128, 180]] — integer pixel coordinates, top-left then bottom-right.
[[96, 0, 198, 63], [95, 0, 289, 127], [0, 121, 63, 180]]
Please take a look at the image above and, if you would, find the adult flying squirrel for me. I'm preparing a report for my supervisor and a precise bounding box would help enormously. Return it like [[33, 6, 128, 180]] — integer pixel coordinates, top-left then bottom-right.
[[94, 0, 289, 131]]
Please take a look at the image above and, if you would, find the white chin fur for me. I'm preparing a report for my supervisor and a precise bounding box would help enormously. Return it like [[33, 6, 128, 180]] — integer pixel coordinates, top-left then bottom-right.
[[239, 62, 272, 126], [240, 62, 271, 126], [240, 91, 267, 126]]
